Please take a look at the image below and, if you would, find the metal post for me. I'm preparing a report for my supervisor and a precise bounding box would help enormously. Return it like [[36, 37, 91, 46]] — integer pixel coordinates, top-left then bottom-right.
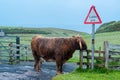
[[16, 36, 20, 63], [91, 24, 95, 69]]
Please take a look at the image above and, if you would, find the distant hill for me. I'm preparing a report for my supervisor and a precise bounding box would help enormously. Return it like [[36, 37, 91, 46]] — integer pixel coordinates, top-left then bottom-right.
[[0, 26, 89, 37], [96, 21, 120, 33]]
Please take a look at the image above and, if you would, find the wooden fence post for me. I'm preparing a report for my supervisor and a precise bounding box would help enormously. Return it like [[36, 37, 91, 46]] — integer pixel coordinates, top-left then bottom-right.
[[9, 42, 13, 64], [16, 36, 20, 63], [99, 47, 101, 57], [103, 45, 105, 68], [87, 50, 90, 69], [104, 41, 109, 68], [80, 51, 83, 69]]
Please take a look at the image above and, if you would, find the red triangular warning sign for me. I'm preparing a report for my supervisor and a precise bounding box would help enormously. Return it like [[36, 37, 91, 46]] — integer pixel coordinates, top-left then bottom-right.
[[84, 5, 102, 24]]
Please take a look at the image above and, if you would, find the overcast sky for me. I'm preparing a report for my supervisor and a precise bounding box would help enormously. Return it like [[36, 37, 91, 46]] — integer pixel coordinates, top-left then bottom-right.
[[0, 0, 120, 33]]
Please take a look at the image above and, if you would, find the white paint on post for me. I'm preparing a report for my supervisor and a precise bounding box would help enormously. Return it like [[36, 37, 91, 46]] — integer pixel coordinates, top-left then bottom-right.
[[91, 24, 95, 69]]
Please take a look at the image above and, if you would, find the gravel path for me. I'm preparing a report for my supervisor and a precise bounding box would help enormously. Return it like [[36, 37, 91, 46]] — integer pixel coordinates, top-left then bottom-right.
[[0, 62, 77, 80]]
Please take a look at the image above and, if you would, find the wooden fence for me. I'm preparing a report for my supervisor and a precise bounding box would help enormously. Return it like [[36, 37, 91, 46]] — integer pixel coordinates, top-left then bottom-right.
[[78, 49, 105, 69], [104, 41, 120, 69], [0, 36, 33, 64], [78, 41, 120, 69], [0, 36, 19, 63], [9, 43, 32, 64]]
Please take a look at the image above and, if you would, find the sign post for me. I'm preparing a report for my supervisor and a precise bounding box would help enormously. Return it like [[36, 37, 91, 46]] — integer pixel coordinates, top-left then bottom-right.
[[91, 24, 95, 69], [84, 5, 102, 69]]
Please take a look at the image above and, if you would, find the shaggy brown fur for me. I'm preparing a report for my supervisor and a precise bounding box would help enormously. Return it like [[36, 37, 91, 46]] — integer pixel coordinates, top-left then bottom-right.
[[31, 35, 87, 74]]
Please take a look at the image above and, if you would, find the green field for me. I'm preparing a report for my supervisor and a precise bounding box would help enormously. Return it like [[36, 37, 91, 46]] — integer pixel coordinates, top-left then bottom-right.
[[6, 31, 120, 49]]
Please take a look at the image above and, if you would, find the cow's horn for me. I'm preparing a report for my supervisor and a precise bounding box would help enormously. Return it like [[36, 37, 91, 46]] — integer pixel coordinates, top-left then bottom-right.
[[79, 40, 82, 50]]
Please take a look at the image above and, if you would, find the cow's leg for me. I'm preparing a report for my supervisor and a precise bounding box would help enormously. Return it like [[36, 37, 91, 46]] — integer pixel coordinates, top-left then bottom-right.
[[56, 54, 63, 75], [32, 51, 41, 71]]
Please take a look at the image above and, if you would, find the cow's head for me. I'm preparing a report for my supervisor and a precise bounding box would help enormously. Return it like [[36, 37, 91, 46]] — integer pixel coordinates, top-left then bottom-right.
[[73, 35, 87, 51]]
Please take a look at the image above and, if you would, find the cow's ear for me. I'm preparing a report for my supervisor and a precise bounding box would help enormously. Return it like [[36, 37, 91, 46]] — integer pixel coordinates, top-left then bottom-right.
[[77, 39, 79, 43]]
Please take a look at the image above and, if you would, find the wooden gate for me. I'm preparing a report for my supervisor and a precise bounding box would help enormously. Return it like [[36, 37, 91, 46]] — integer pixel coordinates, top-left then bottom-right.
[[9, 43, 33, 64], [0, 36, 20, 64]]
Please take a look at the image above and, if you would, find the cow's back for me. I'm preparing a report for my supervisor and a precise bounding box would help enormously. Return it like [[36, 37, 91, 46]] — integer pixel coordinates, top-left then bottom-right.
[[31, 36, 81, 61]]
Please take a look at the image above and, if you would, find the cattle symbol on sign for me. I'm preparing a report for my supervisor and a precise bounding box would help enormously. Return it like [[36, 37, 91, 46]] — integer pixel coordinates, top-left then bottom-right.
[[84, 5, 102, 24]]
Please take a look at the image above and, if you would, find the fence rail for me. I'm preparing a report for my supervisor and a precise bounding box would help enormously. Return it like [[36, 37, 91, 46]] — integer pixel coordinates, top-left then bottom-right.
[[109, 44, 120, 50]]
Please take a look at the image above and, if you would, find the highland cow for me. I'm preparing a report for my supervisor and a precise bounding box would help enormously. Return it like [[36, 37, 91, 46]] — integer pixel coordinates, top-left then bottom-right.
[[31, 35, 87, 74]]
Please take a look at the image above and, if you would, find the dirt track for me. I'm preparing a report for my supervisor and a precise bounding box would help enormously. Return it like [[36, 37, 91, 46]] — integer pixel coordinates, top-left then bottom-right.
[[0, 62, 77, 80]]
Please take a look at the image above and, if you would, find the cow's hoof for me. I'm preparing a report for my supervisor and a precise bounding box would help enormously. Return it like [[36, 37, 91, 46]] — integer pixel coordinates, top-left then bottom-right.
[[34, 68, 41, 72], [38, 69, 42, 72]]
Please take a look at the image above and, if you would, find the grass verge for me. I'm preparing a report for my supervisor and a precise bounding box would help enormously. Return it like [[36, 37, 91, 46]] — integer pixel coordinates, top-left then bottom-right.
[[52, 68, 120, 80]]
